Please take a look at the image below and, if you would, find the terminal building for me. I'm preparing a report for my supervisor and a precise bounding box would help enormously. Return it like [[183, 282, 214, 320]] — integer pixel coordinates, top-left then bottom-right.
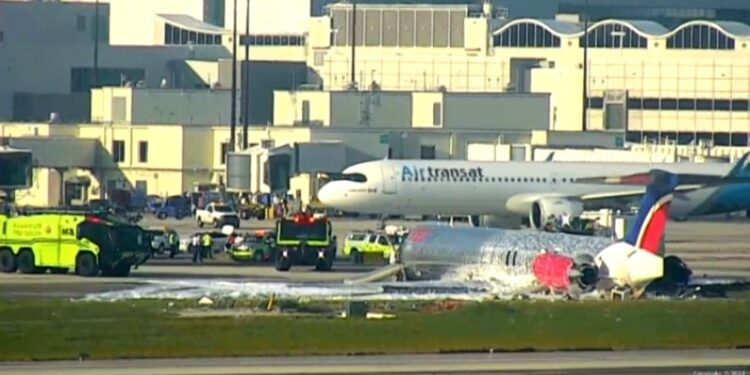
[[2, 0, 750, 209]]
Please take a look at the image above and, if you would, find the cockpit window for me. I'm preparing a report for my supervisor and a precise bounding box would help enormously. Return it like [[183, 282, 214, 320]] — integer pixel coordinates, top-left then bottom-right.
[[330, 173, 367, 183]]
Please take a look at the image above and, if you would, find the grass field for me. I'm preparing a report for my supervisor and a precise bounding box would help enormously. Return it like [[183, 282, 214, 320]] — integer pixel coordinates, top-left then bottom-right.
[[0, 297, 749, 361]]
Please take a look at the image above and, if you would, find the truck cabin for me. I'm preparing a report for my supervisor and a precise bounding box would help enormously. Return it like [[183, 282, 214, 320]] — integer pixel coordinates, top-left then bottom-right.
[[277, 213, 331, 243]]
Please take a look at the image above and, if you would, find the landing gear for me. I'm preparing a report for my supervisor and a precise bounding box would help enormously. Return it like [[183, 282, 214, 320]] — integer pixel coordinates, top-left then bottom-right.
[[377, 215, 386, 230]]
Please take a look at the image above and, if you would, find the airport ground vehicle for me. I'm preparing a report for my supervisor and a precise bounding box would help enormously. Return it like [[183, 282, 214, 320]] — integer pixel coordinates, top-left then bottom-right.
[[154, 195, 191, 220], [274, 212, 335, 271], [343, 231, 369, 262], [145, 228, 179, 258], [0, 211, 150, 277], [196, 203, 240, 228], [86, 199, 143, 223], [343, 231, 396, 264], [344, 225, 406, 264], [229, 229, 276, 262]]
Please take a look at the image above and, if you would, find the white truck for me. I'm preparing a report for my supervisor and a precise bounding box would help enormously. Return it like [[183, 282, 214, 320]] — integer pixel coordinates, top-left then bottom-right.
[[195, 202, 241, 228]]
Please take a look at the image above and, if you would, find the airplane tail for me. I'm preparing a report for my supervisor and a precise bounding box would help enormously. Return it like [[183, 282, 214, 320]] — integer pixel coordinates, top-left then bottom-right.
[[726, 151, 750, 178], [593, 169, 679, 294], [536, 169, 681, 297], [622, 169, 679, 255]]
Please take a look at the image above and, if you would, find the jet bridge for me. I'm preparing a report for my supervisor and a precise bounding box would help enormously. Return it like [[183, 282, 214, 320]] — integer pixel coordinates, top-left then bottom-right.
[[226, 142, 374, 194]]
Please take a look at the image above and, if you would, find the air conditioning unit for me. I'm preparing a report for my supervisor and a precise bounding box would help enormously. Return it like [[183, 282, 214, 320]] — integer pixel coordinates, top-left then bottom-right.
[[297, 83, 322, 91]]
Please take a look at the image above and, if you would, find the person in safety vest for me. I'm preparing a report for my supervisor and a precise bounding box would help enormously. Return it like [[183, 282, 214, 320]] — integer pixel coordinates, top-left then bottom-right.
[[201, 232, 214, 260]]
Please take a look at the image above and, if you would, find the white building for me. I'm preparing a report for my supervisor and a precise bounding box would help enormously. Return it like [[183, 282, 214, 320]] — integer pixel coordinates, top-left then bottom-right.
[[300, 3, 750, 146]]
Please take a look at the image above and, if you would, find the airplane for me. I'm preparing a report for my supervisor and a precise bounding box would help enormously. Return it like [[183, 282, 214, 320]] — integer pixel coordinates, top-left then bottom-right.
[[397, 169, 691, 299], [317, 152, 750, 228]]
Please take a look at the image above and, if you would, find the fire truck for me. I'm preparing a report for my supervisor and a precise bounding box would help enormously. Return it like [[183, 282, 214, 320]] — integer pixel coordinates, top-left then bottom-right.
[[274, 212, 335, 271]]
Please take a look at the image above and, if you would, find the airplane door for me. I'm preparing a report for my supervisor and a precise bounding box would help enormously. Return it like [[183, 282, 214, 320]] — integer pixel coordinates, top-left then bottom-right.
[[550, 172, 560, 192], [382, 166, 397, 194]]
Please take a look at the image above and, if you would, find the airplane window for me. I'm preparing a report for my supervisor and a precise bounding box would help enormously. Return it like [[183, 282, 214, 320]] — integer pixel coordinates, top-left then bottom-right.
[[331, 173, 367, 182], [543, 178, 547, 183], [504, 177, 508, 182], [552, 178, 556, 183], [562, 178, 567, 182], [523, 178, 528, 182], [491, 177, 496, 182]]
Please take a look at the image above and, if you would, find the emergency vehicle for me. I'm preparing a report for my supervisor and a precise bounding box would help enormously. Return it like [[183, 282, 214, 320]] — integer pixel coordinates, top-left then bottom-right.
[[0, 211, 151, 277], [274, 212, 335, 271]]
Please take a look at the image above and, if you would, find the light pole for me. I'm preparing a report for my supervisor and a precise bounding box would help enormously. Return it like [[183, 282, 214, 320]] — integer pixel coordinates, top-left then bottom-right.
[[581, 0, 589, 131], [230, 0, 238, 152], [243, 0, 250, 150], [349, 0, 357, 89], [93, 0, 99, 89]]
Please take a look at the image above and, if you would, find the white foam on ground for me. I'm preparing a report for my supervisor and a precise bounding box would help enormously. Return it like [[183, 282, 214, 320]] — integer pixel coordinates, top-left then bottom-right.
[[81, 279, 505, 302]]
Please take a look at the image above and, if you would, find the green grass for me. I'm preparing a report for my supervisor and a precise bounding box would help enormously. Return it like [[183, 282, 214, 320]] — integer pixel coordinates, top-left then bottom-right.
[[0, 298, 749, 361]]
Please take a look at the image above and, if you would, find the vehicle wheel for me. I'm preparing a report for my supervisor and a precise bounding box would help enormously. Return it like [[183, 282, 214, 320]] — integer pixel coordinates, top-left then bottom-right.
[[315, 256, 333, 272], [198, 220, 204, 228], [17, 250, 39, 274], [113, 264, 131, 277], [253, 250, 265, 262], [213, 219, 219, 228], [158, 244, 165, 255], [240, 210, 250, 220], [350, 249, 361, 265], [157, 212, 167, 220], [275, 253, 291, 271], [169, 250, 177, 259], [176, 214, 184, 220], [76, 252, 99, 277], [0, 249, 17, 273]]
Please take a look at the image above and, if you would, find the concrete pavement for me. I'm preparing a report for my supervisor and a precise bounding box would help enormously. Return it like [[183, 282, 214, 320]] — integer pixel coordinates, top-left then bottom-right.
[[1, 349, 749, 374]]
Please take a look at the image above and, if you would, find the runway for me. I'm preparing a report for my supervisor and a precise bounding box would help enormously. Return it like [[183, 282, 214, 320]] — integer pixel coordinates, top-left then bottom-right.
[[1, 349, 748, 374]]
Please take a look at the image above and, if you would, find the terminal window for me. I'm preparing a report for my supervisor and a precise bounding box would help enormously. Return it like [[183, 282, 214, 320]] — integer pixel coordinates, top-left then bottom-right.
[[112, 140, 125, 163], [220, 142, 229, 165], [420, 145, 436, 160], [138, 141, 148, 163]]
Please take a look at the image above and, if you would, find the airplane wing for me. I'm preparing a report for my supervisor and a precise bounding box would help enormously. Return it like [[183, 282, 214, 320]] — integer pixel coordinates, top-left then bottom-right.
[[579, 184, 702, 202]]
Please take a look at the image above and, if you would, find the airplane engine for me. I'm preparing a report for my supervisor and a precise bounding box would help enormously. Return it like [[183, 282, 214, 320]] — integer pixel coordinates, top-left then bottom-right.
[[532, 252, 599, 296], [529, 198, 584, 229]]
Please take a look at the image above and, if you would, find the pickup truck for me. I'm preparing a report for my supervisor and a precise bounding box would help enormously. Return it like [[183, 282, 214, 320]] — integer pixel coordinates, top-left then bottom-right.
[[195, 203, 240, 228], [343, 231, 398, 264]]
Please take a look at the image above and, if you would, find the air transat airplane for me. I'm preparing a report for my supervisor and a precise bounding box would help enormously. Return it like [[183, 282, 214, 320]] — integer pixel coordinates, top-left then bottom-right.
[[317, 153, 750, 228], [398, 169, 690, 299]]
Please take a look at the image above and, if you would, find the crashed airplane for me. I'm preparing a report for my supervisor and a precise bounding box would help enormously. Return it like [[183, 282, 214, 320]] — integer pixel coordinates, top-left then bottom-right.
[[397, 169, 695, 299]]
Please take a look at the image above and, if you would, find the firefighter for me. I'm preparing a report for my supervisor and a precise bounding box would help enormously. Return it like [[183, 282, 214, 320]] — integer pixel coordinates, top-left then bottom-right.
[[169, 230, 178, 250], [201, 232, 214, 260]]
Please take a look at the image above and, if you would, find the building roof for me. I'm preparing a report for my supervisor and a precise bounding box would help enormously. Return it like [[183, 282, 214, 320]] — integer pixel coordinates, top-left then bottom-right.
[[157, 14, 227, 34], [492, 19, 583, 36], [591, 19, 670, 36], [716, 21, 750, 37], [493, 17, 750, 39]]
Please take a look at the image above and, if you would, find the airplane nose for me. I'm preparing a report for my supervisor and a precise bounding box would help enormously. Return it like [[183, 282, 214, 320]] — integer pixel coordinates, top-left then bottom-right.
[[317, 183, 341, 208]]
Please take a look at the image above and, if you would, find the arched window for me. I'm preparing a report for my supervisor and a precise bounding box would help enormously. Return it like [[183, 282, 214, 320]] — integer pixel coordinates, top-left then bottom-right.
[[579, 22, 647, 48], [666, 24, 735, 50], [494, 22, 561, 48]]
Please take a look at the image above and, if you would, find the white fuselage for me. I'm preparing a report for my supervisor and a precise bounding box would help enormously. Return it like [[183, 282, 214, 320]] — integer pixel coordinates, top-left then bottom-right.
[[317, 159, 742, 219]]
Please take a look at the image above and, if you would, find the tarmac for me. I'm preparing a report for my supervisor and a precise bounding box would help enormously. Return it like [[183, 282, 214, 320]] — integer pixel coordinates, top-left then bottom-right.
[[1, 349, 748, 374], [1, 216, 749, 298]]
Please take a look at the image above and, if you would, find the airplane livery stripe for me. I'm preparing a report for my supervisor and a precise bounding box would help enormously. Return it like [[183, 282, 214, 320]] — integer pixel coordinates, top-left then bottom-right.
[[635, 194, 672, 255]]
